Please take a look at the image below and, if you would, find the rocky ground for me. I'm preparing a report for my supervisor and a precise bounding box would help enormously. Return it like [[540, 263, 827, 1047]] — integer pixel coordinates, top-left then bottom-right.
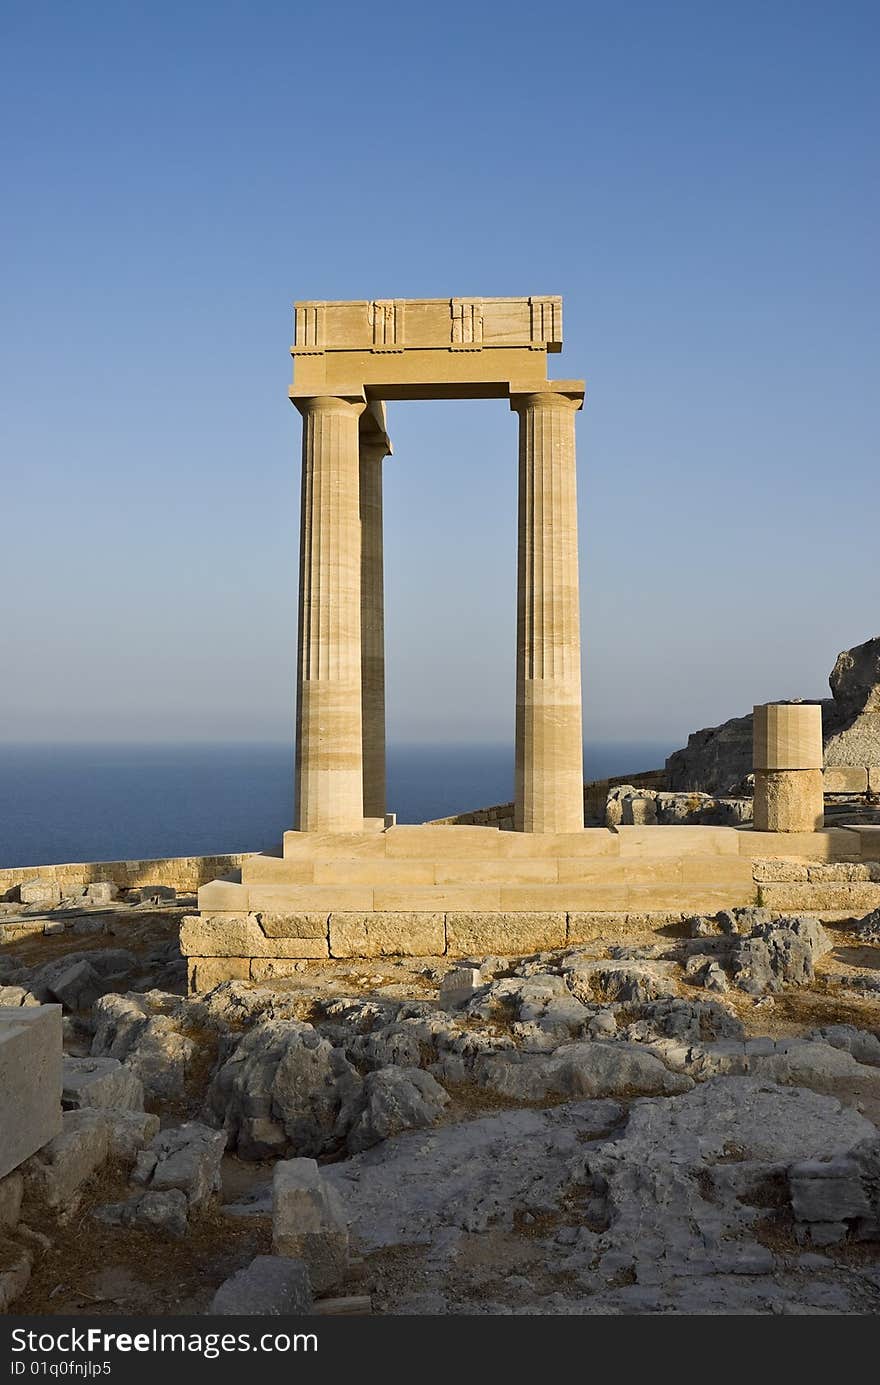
[[1, 886, 880, 1316]]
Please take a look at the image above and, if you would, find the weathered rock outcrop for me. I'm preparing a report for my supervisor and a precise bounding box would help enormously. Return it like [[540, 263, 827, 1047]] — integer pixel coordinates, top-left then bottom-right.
[[666, 636, 880, 793]]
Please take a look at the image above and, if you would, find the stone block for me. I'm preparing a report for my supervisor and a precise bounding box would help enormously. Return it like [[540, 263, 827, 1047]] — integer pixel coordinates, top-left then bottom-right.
[[197, 879, 250, 911], [751, 859, 810, 883], [382, 825, 504, 859], [807, 862, 880, 882], [555, 858, 626, 884], [250, 959, 309, 981], [753, 702, 823, 770], [283, 830, 388, 860], [209, 1255, 312, 1316], [258, 912, 329, 938], [438, 967, 483, 1010], [499, 884, 627, 911], [180, 913, 327, 959], [618, 858, 684, 886], [0, 1005, 62, 1181], [823, 766, 869, 794], [372, 885, 502, 911], [754, 769, 824, 833], [329, 912, 445, 958], [738, 828, 854, 861], [496, 830, 619, 859], [25, 1109, 109, 1209], [870, 768, 880, 794], [680, 856, 757, 886], [446, 912, 566, 955], [314, 858, 435, 885], [240, 855, 316, 885], [19, 878, 62, 907], [187, 957, 251, 993], [134, 1122, 226, 1209], [62, 1056, 144, 1112], [85, 881, 119, 904], [433, 858, 558, 884], [758, 882, 880, 911], [104, 1111, 161, 1161], [566, 912, 631, 944], [614, 826, 739, 857], [246, 884, 374, 913], [626, 882, 756, 912], [272, 1158, 349, 1293]]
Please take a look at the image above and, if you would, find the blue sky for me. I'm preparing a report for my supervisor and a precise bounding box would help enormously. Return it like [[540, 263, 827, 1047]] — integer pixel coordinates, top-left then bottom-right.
[[1, 0, 877, 752]]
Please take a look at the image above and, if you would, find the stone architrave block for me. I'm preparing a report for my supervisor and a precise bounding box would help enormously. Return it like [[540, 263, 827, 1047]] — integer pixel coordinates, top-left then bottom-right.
[[0, 1006, 62, 1180], [329, 912, 445, 958], [19, 878, 62, 908]]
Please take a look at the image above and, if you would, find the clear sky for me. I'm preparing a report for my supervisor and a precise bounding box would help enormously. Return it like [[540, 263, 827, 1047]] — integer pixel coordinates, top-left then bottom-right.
[[1, 1, 877, 751]]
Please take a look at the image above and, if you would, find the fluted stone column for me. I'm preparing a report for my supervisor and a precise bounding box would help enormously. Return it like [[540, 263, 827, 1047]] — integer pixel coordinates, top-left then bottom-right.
[[512, 388, 585, 832], [359, 436, 389, 821], [753, 702, 824, 832], [294, 395, 366, 832]]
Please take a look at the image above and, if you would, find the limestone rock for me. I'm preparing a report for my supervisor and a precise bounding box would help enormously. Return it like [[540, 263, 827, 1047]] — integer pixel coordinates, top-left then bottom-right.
[[90, 993, 195, 1100], [272, 1158, 349, 1292], [347, 1067, 449, 1153], [730, 917, 831, 995], [24, 1109, 110, 1211], [472, 1041, 692, 1102], [132, 1122, 226, 1209], [208, 1255, 312, 1316], [19, 878, 62, 908], [62, 1056, 144, 1112], [0, 1237, 32, 1312], [667, 636, 880, 792], [206, 1019, 362, 1159]]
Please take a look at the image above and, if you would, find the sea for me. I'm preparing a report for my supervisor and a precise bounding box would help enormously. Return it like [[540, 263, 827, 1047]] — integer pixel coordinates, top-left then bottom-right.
[[0, 742, 673, 868]]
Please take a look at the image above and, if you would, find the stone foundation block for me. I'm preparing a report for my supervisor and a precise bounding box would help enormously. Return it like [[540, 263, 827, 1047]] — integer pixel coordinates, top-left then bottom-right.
[[0, 1005, 62, 1181], [250, 959, 309, 982], [257, 912, 330, 939], [180, 913, 328, 959], [187, 957, 250, 993], [329, 912, 445, 957], [757, 882, 880, 912], [446, 911, 566, 955]]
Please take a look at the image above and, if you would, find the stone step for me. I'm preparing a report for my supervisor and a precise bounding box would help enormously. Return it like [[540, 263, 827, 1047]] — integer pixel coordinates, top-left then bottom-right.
[[242, 851, 756, 890], [207, 875, 757, 915]]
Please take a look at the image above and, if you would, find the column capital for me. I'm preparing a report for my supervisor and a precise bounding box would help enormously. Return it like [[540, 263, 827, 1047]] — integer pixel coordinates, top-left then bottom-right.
[[509, 381, 585, 413], [291, 392, 367, 419]]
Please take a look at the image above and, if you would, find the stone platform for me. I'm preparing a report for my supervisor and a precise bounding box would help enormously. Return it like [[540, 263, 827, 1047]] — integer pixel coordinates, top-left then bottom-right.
[[181, 823, 867, 990]]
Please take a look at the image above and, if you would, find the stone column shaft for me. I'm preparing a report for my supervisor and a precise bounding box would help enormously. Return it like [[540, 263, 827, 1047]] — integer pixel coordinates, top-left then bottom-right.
[[513, 390, 585, 833], [753, 702, 824, 832], [359, 441, 387, 821], [294, 395, 365, 832]]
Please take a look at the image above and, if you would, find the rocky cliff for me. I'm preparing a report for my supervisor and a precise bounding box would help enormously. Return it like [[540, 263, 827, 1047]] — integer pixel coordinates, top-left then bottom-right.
[[666, 636, 880, 794]]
